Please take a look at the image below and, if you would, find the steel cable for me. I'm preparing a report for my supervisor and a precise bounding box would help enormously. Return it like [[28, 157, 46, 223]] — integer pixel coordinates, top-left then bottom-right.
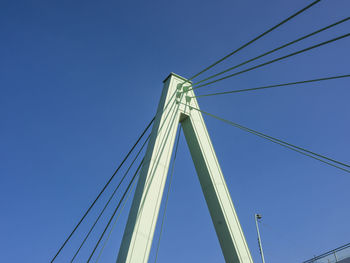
[[50, 118, 154, 262], [180, 103, 350, 173], [94, 172, 140, 263], [188, 0, 322, 81], [70, 134, 150, 262], [191, 17, 350, 88], [190, 33, 350, 91], [191, 74, 350, 98], [86, 159, 144, 263]]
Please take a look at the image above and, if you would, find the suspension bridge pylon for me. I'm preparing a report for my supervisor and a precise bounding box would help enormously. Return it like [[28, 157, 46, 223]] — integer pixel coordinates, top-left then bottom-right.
[[116, 73, 253, 263]]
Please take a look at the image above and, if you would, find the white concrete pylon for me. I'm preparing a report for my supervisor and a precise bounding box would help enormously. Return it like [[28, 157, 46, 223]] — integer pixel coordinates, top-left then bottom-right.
[[116, 73, 253, 263]]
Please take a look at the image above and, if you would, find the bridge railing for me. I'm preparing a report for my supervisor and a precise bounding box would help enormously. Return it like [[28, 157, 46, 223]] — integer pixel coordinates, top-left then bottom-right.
[[303, 243, 350, 263]]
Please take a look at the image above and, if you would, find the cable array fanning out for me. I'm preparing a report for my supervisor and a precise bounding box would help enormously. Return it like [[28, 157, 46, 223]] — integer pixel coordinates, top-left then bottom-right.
[[50, 76, 185, 261], [70, 134, 151, 262], [190, 16, 350, 89], [188, 32, 350, 91], [179, 102, 350, 173], [50, 117, 154, 262], [49, 0, 350, 261], [86, 160, 144, 263], [187, 0, 323, 82], [191, 74, 350, 98]]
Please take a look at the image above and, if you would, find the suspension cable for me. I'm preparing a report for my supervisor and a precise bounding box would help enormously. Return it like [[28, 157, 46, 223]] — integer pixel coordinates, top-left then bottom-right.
[[70, 134, 150, 262], [190, 33, 350, 91], [188, 0, 322, 81], [192, 17, 350, 87], [94, 170, 140, 263], [50, 118, 154, 262], [154, 126, 182, 263], [191, 74, 350, 98], [179, 103, 350, 173], [95, 102, 183, 263], [65, 88, 178, 262], [92, 85, 183, 262], [86, 159, 144, 263]]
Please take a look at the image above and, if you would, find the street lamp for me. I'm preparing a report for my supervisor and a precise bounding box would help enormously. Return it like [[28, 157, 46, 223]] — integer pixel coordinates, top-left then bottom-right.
[[255, 213, 266, 263]]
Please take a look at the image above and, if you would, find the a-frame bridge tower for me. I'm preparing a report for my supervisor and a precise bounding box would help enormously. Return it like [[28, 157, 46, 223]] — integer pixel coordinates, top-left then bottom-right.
[[116, 73, 253, 263]]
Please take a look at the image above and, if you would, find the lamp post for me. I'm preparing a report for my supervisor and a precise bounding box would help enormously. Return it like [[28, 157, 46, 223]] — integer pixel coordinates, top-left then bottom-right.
[[255, 214, 266, 263]]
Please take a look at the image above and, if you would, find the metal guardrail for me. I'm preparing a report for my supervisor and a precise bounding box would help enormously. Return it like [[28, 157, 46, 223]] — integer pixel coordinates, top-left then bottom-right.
[[303, 243, 350, 263]]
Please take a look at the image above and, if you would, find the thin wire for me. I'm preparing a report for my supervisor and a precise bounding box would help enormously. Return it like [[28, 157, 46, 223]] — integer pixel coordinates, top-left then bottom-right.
[[192, 74, 350, 98], [191, 33, 350, 91], [192, 17, 350, 87], [211, 112, 350, 169], [154, 126, 182, 263], [188, 0, 322, 81], [113, 90, 186, 262], [52, 76, 181, 262], [94, 171, 139, 263], [86, 159, 144, 263], [86, 87, 179, 262], [180, 103, 350, 173], [70, 134, 150, 262], [50, 117, 154, 263]]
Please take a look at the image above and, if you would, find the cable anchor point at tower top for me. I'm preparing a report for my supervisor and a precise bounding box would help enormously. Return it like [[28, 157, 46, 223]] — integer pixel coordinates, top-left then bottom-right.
[[176, 83, 191, 105]]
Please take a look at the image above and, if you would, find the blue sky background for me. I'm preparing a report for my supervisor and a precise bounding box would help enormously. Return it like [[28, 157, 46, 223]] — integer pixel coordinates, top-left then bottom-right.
[[1, 0, 350, 262]]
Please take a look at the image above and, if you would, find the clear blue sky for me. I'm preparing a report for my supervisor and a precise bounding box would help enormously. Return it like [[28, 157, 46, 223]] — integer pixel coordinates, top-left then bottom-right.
[[1, 0, 349, 262]]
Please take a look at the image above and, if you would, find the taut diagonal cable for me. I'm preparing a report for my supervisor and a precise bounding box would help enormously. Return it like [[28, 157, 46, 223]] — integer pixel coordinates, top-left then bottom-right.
[[191, 74, 350, 98], [192, 17, 350, 87], [50, 117, 154, 263], [179, 103, 350, 173], [188, 0, 322, 81], [190, 33, 350, 91], [70, 134, 150, 262], [94, 171, 139, 263], [86, 159, 144, 263]]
